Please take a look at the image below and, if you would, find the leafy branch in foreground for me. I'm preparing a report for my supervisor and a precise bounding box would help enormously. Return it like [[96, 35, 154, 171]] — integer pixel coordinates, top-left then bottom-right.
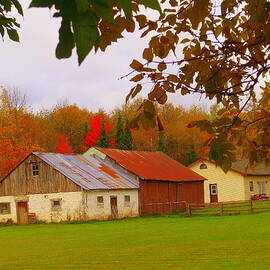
[[126, 0, 270, 171], [29, 0, 161, 64], [0, 0, 23, 42]]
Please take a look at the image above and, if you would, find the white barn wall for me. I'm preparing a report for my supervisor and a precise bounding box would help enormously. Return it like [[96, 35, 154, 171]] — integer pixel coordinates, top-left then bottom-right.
[[0, 190, 139, 223], [0, 196, 17, 222], [29, 192, 84, 222], [84, 189, 139, 220]]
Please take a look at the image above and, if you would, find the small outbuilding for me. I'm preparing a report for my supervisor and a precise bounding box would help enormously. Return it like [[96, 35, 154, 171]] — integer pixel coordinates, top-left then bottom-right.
[[85, 147, 206, 214], [0, 152, 139, 224], [189, 159, 270, 203]]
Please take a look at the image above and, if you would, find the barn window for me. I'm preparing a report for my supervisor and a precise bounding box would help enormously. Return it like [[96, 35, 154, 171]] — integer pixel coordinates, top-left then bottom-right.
[[32, 163, 39, 176], [0, 203, 11, 215], [249, 181, 254, 192], [51, 199, 62, 211], [97, 196, 104, 204], [124, 195, 130, 207]]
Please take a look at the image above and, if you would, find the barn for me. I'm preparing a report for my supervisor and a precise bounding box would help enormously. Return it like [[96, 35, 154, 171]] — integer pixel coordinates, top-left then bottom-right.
[[85, 147, 206, 215], [0, 152, 139, 224]]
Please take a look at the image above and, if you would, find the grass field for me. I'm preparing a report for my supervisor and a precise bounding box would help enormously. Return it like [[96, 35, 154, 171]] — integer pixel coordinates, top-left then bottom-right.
[[1, 213, 270, 270]]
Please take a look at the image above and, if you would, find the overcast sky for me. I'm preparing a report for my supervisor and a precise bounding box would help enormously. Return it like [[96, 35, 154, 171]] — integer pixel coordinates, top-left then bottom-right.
[[0, 1, 212, 113]]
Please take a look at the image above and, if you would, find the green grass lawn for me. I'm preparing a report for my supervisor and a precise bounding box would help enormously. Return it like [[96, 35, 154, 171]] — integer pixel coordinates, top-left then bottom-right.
[[1, 213, 270, 270]]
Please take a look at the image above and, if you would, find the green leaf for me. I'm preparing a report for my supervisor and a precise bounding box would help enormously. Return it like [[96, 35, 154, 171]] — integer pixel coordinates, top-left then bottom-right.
[[72, 11, 100, 64], [29, 0, 54, 8], [56, 19, 75, 59], [12, 0, 23, 15], [115, 0, 132, 18], [7, 29, 19, 42], [0, 26, 4, 38], [137, 0, 161, 12], [91, 0, 113, 22]]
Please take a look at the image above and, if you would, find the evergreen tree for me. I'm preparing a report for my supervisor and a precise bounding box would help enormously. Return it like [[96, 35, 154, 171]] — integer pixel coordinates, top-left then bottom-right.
[[96, 121, 109, 148], [157, 131, 167, 153], [123, 120, 133, 150], [186, 144, 197, 165], [115, 112, 125, 149]]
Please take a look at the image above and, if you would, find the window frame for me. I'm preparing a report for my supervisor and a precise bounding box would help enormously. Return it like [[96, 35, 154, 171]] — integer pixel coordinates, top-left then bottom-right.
[[257, 181, 266, 195], [97, 196, 104, 206], [249, 181, 254, 192], [0, 202, 11, 215], [51, 199, 62, 211], [32, 163, 39, 176], [210, 184, 217, 195], [124, 195, 131, 207]]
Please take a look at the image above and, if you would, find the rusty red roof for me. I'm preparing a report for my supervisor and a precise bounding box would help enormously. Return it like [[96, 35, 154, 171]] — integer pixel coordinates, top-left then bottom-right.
[[93, 147, 206, 182]]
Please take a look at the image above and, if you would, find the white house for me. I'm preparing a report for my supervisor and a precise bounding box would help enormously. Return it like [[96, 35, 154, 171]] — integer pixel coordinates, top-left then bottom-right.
[[189, 159, 270, 203]]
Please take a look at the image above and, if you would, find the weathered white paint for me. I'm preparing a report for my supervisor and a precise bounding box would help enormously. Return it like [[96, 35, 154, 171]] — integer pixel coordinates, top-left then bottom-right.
[[28, 192, 84, 222], [0, 196, 17, 222], [84, 189, 139, 220], [0, 190, 139, 223]]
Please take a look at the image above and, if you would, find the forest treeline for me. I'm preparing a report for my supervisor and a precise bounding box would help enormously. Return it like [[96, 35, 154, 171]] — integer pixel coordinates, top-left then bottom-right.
[[0, 87, 216, 179]]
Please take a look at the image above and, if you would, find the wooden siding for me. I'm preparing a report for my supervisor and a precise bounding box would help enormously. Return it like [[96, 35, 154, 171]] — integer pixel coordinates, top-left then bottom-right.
[[0, 154, 81, 196], [190, 161, 246, 202], [139, 180, 204, 214]]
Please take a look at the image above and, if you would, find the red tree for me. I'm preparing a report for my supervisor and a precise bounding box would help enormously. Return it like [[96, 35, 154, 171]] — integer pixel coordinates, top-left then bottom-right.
[[83, 115, 113, 149], [55, 134, 74, 154]]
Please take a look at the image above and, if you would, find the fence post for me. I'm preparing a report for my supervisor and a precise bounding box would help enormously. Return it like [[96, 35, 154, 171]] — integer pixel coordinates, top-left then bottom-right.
[[186, 203, 191, 217], [249, 200, 253, 214], [220, 202, 223, 216]]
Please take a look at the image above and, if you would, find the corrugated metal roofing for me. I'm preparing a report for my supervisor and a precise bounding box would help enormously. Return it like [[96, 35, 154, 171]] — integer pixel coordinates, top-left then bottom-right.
[[33, 152, 139, 190], [91, 147, 206, 182]]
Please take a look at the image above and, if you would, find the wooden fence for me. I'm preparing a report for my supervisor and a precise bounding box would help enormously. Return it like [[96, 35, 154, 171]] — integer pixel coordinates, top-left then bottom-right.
[[141, 201, 187, 215], [186, 200, 270, 217]]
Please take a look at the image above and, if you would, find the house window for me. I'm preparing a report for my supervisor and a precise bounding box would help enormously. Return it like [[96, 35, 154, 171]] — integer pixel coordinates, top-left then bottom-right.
[[249, 181, 254, 192], [0, 203, 11, 215], [258, 182, 265, 194], [97, 196, 104, 204], [210, 184, 217, 195], [32, 163, 39, 176], [51, 199, 62, 211], [124, 195, 130, 207]]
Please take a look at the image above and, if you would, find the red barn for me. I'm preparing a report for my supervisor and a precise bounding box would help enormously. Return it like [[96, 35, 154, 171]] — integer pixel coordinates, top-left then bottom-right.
[[86, 147, 206, 215]]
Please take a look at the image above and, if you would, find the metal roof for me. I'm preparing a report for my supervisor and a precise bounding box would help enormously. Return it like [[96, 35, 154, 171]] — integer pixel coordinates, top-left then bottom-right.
[[231, 159, 270, 176], [33, 152, 139, 190], [91, 148, 206, 182]]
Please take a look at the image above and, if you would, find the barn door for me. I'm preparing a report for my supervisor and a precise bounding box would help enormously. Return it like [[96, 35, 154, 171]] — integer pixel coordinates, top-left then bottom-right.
[[209, 184, 218, 203], [17, 201, 29, 224], [110, 196, 118, 219]]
